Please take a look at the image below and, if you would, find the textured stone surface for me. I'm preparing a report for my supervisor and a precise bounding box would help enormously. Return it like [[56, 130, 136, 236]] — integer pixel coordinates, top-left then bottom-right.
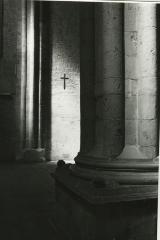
[[95, 77, 123, 95], [125, 120, 137, 145], [139, 120, 158, 147], [125, 96, 137, 120], [45, 2, 80, 162], [96, 95, 123, 120], [91, 3, 124, 158], [93, 119, 123, 157], [0, 0, 21, 161], [120, 3, 158, 159], [138, 95, 157, 120], [0, 2, 158, 240], [15, 0, 27, 157], [53, 178, 157, 240], [79, 4, 95, 155]]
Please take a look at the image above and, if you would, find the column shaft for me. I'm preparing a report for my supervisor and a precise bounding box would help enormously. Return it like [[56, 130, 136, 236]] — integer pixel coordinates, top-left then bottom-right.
[[37, 2, 43, 148], [22, 1, 45, 161], [25, 0, 35, 148], [76, 3, 124, 166], [14, 0, 27, 159], [80, 3, 95, 154], [94, 3, 124, 159]]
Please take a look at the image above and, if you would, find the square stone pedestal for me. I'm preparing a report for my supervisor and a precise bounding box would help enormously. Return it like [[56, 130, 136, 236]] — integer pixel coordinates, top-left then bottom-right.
[[51, 163, 158, 240]]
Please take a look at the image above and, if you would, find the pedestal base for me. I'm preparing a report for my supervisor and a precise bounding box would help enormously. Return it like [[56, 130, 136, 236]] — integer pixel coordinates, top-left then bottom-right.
[[52, 166, 157, 240], [53, 162, 158, 204], [118, 145, 148, 160], [75, 152, 158, 170], [21, 148, 45, 162]]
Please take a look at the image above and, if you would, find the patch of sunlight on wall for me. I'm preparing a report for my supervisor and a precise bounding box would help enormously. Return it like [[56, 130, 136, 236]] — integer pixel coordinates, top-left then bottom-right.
[[50, 2, 80, 162]]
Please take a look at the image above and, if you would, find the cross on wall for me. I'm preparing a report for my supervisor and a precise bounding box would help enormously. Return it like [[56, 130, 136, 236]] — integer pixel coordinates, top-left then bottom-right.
[[60, 74, 69, 90]]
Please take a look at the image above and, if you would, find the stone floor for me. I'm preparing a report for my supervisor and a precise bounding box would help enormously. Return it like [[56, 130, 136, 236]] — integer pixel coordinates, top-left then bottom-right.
[[0, 162, 57, 240], [0, 162, 157, 240]]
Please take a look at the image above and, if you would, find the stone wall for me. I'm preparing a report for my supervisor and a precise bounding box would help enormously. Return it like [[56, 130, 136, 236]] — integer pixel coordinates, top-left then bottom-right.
[[26, 2, 80, 162], [42, 2, 80, 162], [0, 2, 158, 240], [124, 4, 158, 159], [0, 1, 81, 162], [0, 0, 24, 161]]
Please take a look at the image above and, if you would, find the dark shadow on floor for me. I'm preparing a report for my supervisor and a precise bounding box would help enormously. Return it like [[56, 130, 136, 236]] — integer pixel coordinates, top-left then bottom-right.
[[0, 162, 57, 240]]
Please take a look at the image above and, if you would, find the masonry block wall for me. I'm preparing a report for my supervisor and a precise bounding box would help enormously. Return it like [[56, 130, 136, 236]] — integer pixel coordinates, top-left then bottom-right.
[[0, 1, 81, 162], [124, 4, 158, 159], [42, 2, 80, 162], [0, 2, 158, 239]]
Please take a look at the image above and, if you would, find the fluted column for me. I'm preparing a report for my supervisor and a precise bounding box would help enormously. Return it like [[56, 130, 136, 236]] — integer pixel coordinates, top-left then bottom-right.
[[75, 3, 124, 166], [118, 3, 158, 160]]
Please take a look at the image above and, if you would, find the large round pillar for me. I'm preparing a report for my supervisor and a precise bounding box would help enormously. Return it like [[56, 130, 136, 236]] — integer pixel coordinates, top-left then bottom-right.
[[57, 3, 158, 202], [94, 3, 124, 159], [25, 0, 35, 149], [20, 1, 45, 162], [76, 3, 124, 166]]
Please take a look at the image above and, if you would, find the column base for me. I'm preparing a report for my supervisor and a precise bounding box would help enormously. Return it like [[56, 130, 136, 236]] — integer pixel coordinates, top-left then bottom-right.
[[117, 145, 147, 160], [53, 161, 158, 204], [21, 148, 45, 162], [69, 152, 159, 202], [75, 152, 158, 170]]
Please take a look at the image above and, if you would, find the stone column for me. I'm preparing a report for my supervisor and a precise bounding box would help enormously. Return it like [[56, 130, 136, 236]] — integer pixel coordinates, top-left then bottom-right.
[[57, 3, 158, 202], [25, 0, 35, 149], [22, 1, 45, 162], [118, 3, 158, 160], [79, 3, 95, 155], [75, 3, 124, 167], [15, 0, 27, 159]]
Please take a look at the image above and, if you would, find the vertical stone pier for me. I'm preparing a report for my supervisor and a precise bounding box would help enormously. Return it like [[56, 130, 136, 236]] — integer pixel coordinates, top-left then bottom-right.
[[118, 3, 158, 160], [20, 1, 45, 162], [79, 3, 95, 155], [76, 3, 124, 167], [94, 3, 124, 158], [25, 0, 35, 149]]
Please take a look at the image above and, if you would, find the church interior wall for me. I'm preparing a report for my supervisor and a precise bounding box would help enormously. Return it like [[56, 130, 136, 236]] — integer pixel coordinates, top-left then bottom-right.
[[0, 1, 158, 239]]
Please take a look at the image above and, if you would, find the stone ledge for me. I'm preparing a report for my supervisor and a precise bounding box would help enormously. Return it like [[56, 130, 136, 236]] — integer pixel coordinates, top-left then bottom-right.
[[20, 148, 46, 163], [75, 153, 159, 171], [52, 162, 158, 204], [70, 164, 158, 185]]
